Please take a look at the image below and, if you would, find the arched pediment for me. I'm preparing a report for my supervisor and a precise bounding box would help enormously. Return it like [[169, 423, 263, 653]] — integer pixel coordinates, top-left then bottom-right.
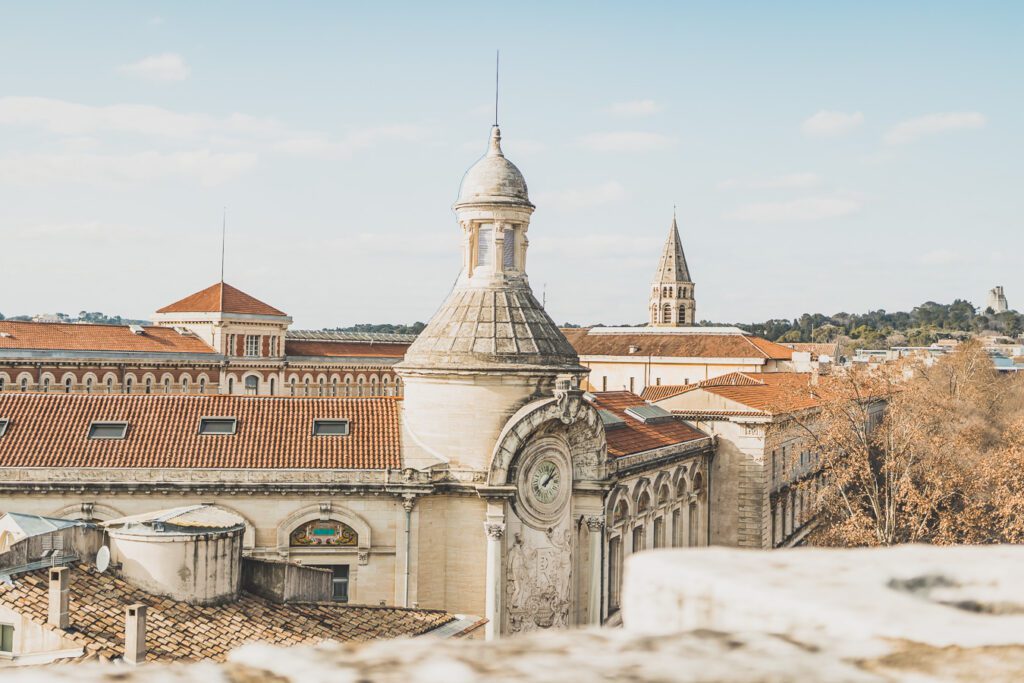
[[276, 503, 371, 551], [488, 393, 607, 486]]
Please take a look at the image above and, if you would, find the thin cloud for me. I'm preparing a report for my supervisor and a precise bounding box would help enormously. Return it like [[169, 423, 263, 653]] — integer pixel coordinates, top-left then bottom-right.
[[118, 53, 190, 82], [802, 110, 864, 137], [578, 131, 676, 152], [607, 99, 663, 117], [535, 181, 627, 209], [918, 248, 963, 265], [726, 196, 862, 222], [884, 112, 986, 145], [274, 125, 428, 160], [0, 150, 257, 187], [718, 173, 821, 191]]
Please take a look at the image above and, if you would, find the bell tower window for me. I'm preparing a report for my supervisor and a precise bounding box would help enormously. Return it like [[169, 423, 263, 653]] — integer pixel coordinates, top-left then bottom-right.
[[503, 226, 516, 270], [476, 225, 493, 268]]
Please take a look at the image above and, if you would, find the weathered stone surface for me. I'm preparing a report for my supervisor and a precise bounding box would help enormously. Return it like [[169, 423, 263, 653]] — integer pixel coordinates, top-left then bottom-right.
[[8, 546, 1024, 681]]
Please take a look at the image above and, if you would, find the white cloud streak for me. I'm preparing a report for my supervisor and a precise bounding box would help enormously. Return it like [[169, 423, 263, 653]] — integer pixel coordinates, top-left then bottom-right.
[[726, 196, 862, 222], [802, 110, 864, 137], [535, 181, 627, 210], [118, 53, 190, 82], [717, 173, 821, 191], [884, 112, 987, 145], [0, 150, 258, 187], [607, 99, 663, 116], [578, 131, 676, 152]]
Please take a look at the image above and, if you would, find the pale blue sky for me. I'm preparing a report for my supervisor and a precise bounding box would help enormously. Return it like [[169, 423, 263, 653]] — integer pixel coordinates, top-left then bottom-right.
[[0, 2, 1020, 327]]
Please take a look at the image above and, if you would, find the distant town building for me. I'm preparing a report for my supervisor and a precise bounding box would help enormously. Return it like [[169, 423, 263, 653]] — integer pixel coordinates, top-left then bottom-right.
[[648, 213, 695, 326], [987, 285, 1009, 314]]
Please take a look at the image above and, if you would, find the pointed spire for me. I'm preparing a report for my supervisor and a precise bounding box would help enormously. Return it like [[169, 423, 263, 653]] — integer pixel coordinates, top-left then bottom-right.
[[654, 212, 691, 283]]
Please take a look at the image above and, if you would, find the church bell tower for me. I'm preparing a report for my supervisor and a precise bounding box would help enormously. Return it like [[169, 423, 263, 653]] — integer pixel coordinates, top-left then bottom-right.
[[649, 213, 696, 326]]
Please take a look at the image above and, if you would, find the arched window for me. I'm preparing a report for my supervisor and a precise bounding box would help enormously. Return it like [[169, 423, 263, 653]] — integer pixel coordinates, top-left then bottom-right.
[[613, 499, 629, 526], [289, 519, 358, 547], [318, 378, 326, 397], [64, 377, 73, 393], [227, 377, 235, 394], [199, 377, 207, 394], [85, 377, 93, 394], [106, 376, 114, 393], [357, 376, 365, 397], [304, 378, 311, 396], [289, 378, 297, 396], [245, 375, 259, 395], [182, 376, 190, 393], [369, 375, 379, 396], [269, 377, 276, 395], [344, 376, 353, 397], [0, 376, 6, 392], [163, 377, 172, 394], [124, 377, 133, 394], [331, 377, 338, 397], [382, 375, 391, 396], [679, 306, 687, 323], [20, 377, 28, 392], [608, 536, 623, 611], [145, 377, 153, 394], [688, 501, 700, 547], [662, 303, 671, 324], [636, 491, 651, 515], [42, 377, 51, 393]]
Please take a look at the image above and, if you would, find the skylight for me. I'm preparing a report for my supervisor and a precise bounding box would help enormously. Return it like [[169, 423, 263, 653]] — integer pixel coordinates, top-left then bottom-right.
[[598, 410, 626, 429], [198, 417, 237, 435], [0, 419, 8, 437], [624, 404, 675, 424], [313, 419, 350, 436], [88, 421, 128, 440]]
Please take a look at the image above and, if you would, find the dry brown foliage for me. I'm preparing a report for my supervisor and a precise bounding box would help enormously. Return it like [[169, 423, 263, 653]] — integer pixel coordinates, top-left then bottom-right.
[[787, 342, 1024, 546]]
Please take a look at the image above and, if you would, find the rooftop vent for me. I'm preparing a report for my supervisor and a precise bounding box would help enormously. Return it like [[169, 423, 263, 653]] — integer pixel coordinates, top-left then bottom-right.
[[598, 409, 626, 429], [628, 345, 641, 354], [625, 404, 675, 424], [173, 326, 194, 336], [0, 332, 12, 338], [129, 324, 145, 335], [582, 392, 597, 403], [199, 417, 237, 435]]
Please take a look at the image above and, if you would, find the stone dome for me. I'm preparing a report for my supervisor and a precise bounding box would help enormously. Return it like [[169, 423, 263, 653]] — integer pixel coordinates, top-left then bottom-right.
[[455, 126, 533, 209]]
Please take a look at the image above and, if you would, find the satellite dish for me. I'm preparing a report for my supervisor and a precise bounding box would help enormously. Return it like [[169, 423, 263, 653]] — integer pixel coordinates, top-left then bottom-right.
[[96, 546, 110, 573]]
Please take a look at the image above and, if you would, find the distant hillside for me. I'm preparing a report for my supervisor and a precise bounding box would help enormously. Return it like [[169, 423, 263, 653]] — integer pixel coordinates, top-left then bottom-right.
[[323, 322, 427, 335], [0, 311, 150, 325]]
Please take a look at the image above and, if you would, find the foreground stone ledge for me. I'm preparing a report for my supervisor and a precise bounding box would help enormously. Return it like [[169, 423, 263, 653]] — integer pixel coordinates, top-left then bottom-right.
[[7, 546, 1024, 682]]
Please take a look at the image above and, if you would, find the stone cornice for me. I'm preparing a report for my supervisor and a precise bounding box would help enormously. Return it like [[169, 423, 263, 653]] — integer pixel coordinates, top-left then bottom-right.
[[610, 436, 714, 477]]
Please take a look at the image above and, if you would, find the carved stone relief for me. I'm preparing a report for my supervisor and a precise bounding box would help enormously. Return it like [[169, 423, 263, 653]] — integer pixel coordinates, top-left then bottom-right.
[[504, 516, 573, 634]]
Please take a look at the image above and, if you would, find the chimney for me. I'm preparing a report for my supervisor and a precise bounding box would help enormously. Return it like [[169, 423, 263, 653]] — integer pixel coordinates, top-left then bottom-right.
[[124, 604, 148, 665], [48, 567, 70, 629]]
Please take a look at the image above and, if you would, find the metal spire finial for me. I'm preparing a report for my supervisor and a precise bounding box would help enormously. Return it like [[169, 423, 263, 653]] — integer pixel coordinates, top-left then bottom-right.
[[220, 207, 226, 310]]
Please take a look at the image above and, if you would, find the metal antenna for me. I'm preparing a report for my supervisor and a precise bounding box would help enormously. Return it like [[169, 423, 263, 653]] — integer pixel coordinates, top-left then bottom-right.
[[494, 50, 500, 126], [220, 207, 227, 284]]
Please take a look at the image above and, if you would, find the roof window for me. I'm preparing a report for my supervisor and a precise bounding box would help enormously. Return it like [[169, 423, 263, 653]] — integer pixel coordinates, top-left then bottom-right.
[[88, 421, 128, 440], [597, 410, 625, 429], [0, 419, 8, 437], [624, 404, 675, 424], [199, 417, 237, 435], [312, 419, 350, 436]]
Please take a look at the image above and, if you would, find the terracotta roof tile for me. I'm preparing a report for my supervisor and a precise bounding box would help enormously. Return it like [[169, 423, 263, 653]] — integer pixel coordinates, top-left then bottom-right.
[[0, 394, 400, 469], [0, 564, 452, 663], [563, 328, 793, 360], [157, 282, 287, 317], [0, 321, 216, 354], [587, 391, 708, 458], [639, 384, 697, 402], [683, 372, 819, 415], [286, 340, 409, 359]]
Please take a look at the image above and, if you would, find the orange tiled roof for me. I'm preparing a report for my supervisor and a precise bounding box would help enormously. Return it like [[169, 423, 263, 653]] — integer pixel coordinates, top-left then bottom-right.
[[562, 328, 793, 360], [286, 340, 410, 359], [639, 384, 697, 402], [690, 372, 819, 415], [0, 564, 452, 663], [157, 282, 287, 317], [0, 394, 400, 469], [0, 321, 216, 354], [588, 391, 708, 458]]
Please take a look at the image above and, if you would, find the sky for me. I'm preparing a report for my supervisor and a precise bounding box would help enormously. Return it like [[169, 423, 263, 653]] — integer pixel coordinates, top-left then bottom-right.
[[0, 1, 1021, 328]]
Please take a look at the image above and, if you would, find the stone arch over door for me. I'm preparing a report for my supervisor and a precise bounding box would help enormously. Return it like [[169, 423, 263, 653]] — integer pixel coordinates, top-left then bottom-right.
[[276, 503, 372, 557]]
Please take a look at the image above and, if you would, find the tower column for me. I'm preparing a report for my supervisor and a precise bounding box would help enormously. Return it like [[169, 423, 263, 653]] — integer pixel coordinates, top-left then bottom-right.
[[586, 516, 605, 625], [483, 516, 506, 640]]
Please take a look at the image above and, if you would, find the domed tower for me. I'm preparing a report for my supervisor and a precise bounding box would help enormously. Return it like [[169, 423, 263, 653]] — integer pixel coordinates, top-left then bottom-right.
[[397, 125, 585, 473]]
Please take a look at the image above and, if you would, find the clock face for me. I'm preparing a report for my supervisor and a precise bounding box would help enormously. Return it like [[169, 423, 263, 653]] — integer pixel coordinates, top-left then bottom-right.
[[530, 459, 561, 504]]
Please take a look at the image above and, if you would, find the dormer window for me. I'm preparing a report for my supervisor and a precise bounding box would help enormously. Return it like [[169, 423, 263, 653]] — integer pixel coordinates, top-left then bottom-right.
[[88, 421, 128, 440], [312, 419, 350, 436], [199, 417, 237, 435]]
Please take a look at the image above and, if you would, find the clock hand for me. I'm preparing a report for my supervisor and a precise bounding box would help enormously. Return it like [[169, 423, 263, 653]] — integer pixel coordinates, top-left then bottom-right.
[[541, 470, 555, 487]]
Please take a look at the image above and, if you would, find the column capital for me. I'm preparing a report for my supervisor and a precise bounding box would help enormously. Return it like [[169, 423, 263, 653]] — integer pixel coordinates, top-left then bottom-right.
[[484, 521, 506, 540], [585, 516, 605, 533]]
